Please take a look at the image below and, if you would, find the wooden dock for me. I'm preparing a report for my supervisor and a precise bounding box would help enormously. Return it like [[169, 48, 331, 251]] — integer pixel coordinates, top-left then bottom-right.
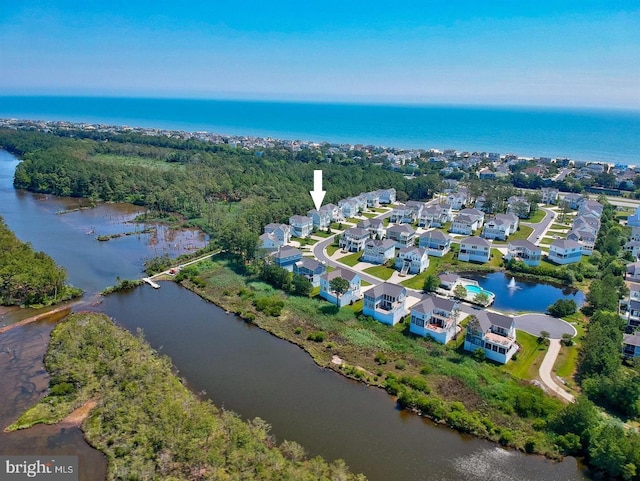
[[142, 277, 160, 289]]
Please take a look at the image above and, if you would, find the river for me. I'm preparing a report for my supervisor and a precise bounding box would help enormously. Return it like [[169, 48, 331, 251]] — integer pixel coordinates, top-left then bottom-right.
[[0, 150, 587, 480]]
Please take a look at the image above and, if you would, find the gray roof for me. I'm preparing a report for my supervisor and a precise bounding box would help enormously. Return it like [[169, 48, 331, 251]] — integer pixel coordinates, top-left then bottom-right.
[[412, 294, 456, 314], [290, 215, 312, 223], [365, 282, 406, 299], [628, 262, 640, 275], [461, 236, 491, 247], [366, 238, 396, 249], [459, 208, 484, 217], [550, 238, 582, 250], [438, 273, 459, 284], [323, 268, 359, 282], [358, 218, 383, 229], [398, 246, 427, 257], [295, 257, 325, 272], [273, 247, 302, 259], [344, 227, 370, 238], [495, 213, 518, 222], [508, 239, 539, 251], [473, 310, 513, 331], [420, 230, 451, 241], [624, 333, 640, 347], [387, 224, 416, 234]]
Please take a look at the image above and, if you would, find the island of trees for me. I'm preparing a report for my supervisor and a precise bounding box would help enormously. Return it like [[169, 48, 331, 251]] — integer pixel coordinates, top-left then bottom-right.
[[3, 125, 640, 479]]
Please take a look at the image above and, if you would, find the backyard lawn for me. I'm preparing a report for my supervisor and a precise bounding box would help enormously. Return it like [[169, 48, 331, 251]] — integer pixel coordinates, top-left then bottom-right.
[[363, 265, 395, 280], [501, 331, 548, 380], [493, 225, 534, 244]]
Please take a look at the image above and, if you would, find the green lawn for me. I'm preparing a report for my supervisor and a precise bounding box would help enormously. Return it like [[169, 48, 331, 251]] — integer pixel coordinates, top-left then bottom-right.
[[326, 245, 339, 256], [361, 280, 372, 286], [294, 237, 318, 246], [363, 265, 395, 280], [330, 222, 345, 230], [494, 225, 534, 244], [551, 223, 570, 230], [554, 344, 579, 379], [337, 251, 362, 267], [501, 331, 548, 380], [539, 237, 554, 245], [526, 210, 547, 224], [362, 212, 378, 219], [370, 207, 389, 213], [346, 217, 361, 224], [313, 230, 334, 238]]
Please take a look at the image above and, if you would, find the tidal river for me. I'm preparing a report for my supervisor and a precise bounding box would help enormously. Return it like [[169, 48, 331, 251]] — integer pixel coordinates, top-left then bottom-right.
[[0, 150, 586, 481]]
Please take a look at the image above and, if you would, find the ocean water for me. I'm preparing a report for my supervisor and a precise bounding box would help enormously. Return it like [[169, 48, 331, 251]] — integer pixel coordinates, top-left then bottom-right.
[[0, 96, 638, 165]]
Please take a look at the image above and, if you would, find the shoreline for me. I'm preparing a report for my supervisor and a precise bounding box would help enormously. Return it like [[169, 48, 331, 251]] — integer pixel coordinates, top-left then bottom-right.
[[0, 302, 80, 334]]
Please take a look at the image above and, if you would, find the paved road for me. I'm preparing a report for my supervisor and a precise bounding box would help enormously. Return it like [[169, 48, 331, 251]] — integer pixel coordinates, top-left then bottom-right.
[[523, 206, 556, 244], [514, 313, 576, 339], [539, 339, 575, 402]]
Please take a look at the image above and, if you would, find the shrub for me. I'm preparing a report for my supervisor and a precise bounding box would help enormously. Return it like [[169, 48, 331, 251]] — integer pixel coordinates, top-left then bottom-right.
[[395, 359, 407, 370], [294, 327, 302, 335], [400, 375, 430, 394], [547, 299, 577, 317], [307, 331, 326, 342], [374, 352, 388, 364]]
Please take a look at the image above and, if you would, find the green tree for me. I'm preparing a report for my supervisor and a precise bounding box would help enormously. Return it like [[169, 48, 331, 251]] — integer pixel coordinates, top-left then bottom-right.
[[292, 274, 312, 297], [329, 277, 350, 305], [422, 273, 440, 293], [472, 292, 489, 306], [547, 299, 577, 317], [453, 284, 467, 300]]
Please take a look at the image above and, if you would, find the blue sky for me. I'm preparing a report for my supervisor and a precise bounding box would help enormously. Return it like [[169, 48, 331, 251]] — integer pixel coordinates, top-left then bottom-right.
[[1, 1, 638, 108]]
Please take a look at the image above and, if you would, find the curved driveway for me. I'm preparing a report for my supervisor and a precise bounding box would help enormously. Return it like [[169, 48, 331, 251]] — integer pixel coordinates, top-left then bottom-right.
[[514, 313, 576, 339]]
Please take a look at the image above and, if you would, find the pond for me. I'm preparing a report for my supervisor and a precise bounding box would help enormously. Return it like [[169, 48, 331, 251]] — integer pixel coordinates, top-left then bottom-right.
[[462, 272, 585, 313]]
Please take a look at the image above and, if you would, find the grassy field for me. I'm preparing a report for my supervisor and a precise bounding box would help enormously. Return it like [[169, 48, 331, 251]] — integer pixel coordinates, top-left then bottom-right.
[[493, 225, 534, 244], [539, 237, 554, 245], [363, 265, 395, 280], [362, 212, 378, 219], [526, 210, 547, 224], [501, 331, 548, 380], [337, 251, 363, 267], [313, 230, 334, 238], [294, 237, 318, 246], [551, 223, 571, 230], [89, 153, 182, 171], [326, 244, 340, 256]]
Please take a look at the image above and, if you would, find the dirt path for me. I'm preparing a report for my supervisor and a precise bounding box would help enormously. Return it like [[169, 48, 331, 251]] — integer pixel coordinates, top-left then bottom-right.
[[61, 400, 97, 426], [0, 304, 78, 334], [539, 339, 575, 403]]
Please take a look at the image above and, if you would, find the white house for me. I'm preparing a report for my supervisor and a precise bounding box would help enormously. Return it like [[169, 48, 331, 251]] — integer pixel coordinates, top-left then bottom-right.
[[562, 193, 585, 210], [364, 191, 380, 208], [458, 236, 492, 263], [505, 239, 542, 267], [395, 246, 429, 274], [573, 213, 601, 233], [259, 232, 281, 252], [626, 241, 640, 260], [627, 262, 640, 282], [568, 228, 597, 255], [363, 283, 407, 326], [289, 215, 313, 238], [418, 204, 452, 228], [541, 188, 559, 205], [418, 230, 452, 257], [446, 191, 467, 210], [338, 198, 359, 218], [450, 208, 484, 235], [410, 295, 459, 345], [481, 213, 519, 240], [620, 281, 640, 331], [264, 223, 291, 245], [319, 269, 362, 307], [386, 224, 417, 248], [464, 311, 518, 364], [361, 239, 396, 265], [357, 218, 385, 240], [376, 188, 396, 204], [339, 227, 370, 252], [307, 207, 332, 230], [548, 238, 583, 265]]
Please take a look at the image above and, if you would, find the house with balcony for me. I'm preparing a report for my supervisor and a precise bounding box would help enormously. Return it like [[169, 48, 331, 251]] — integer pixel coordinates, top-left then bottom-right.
[[357, 218, 385, 240], [259, 233, 281, 252], [319, 269, 362, 307], [547, 238, 582, 265], [567, 228, 597, 255], [361, 239, 396, 265], [447, 191, 467, 210], [505, 239, 542, 267], [418, 204, 452, 228], [562, 193, 585, 210], [307, 207, 332, 230], [506, 196, 531, 219], [363, 283, 407, 326], [376, 188, 396, 204], [323, 203, 342, 222], [481, 213, 519, 240], [339, 227, 370, 252], [541, 188, 559, 205], [458, 236, 491, 263], [386, 224, 417, 248], [419, 230, 452, 257], [410, 295, 459, 344], [289, 215, 313, 238], [338, 198, 359, 218], [293, 258, 327, 287], [464, 311, 518, 364], [264, 223, 291, 245], [395, 247, 429, 274], [364, 191, 381, 208], [450, 209, 484, 235], [271, 246, 303, 271], [623, 334, 640, 358]]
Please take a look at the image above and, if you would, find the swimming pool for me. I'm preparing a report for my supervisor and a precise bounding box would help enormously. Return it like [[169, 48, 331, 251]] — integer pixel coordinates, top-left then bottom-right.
[[464, 284, 493, 297]]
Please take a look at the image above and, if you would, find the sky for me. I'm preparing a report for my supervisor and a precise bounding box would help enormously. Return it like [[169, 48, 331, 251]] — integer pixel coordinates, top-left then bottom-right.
[[1, 1, 639, 109]]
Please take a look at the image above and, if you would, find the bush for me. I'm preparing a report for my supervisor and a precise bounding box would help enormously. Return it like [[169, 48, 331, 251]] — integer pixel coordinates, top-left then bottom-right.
[[253, 296, 284, 316], [395, 359, 407, 370], [307, 331, 326, 343], [547, 299, 577, 318], [399, 375, 430, 394], [374, 352, 388, 364]]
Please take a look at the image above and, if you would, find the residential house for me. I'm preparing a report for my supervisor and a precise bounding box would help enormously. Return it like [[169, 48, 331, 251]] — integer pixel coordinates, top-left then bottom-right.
[[578, 200, 604, 218], [478, 167, 495, 180], [339, 227, 370, 252], [289, 215, 313, 238], [547, 239, 583, 265], [482, 213, 519, 240], [409, 295, 459, 344], [364, 191, 381, 208], [386, 224, 417, 248], [405, 201, 426, 221], [628, 206, 640, 227], [419, 230, 452, 257], [363, 283, 407, 326], [446, 191, 467, 210], [505, 239, 542, 267], [271, 247, 303, 271], [338, 198, 359, 218], [474, 195, 487, 212], [450, 209, 484, 235], [463, 311, 518, 364], [438, 273, 459, 290], [395, 246, 429, 274], [627, 262, 640, 281], [357, 218, 385, 240], [293, 258, 327, 287], [567, 228, 597, 255], [418, 204, 452, 228], [361, 239, 396, 265], [323, 203, 342, 222], [307, 207, 332, 230], [389, 204, 411, 223], [376, 188, 396, 204], [458, 236, 492, 263], [319, 269, 362, 307], [259, 233, 281, 252], [572, 213, 601, 233], [622, 334, 640, 358], [625, 241, 640, 260], [562, 193, 585, 210], [264, 223, 291, 245], [620, 281, 640, 330], [506, 196, 531, 219], [541, 188, 559, 204]]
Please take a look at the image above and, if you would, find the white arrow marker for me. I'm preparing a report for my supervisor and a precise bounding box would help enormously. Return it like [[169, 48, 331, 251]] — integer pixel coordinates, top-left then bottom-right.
[[310, 169, 326, 210]]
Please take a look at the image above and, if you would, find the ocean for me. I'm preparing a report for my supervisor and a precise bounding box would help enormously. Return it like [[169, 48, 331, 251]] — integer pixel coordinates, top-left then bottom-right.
[[0, 96, 638, 165]]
